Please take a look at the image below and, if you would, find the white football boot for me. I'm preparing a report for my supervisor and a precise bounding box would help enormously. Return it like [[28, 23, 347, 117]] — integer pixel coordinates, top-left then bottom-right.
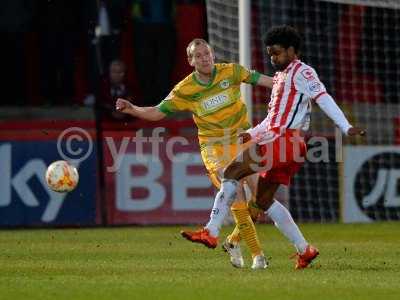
[[222, 239, 244, 268], [251, 254, 268, 270]]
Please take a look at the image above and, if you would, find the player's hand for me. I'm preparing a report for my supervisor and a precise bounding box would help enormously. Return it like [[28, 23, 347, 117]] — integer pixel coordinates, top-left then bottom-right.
[[238, 132, 252, 144], [115, 98, 134, 114], [347, 127, 366, 136]]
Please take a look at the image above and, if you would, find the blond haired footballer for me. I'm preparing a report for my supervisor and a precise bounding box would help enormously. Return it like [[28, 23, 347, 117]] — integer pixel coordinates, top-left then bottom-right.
[[116, 38, 273, 269]]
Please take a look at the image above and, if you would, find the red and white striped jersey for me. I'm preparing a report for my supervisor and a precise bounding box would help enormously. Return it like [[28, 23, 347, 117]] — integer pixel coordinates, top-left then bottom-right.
[[249, 59, 328, 143]]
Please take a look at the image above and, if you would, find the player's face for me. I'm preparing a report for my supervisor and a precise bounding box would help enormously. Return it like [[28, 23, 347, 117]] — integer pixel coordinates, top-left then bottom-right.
[[267, 45, 293, 71], [188, 43, 215, 75]]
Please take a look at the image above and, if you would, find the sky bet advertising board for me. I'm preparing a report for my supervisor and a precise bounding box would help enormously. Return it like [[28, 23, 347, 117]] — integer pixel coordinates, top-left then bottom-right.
[[0, 125, 98, 227]]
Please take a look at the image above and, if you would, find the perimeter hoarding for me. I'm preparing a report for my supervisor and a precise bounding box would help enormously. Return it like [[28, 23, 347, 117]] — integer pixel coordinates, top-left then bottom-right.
[[343, 146, 400, 223], [103, 130, 216, 225], [0, 121, 99, 227]]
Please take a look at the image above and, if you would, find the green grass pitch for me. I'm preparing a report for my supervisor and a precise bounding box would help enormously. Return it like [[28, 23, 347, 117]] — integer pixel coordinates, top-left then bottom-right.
[[0, 222, 399, 300]]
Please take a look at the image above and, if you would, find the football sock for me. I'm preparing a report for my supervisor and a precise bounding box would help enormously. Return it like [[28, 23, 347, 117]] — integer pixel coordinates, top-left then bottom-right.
[[227, 226, 241, 244], [206, 179, 238, 237], [231, 201, 263, 258], [266, 200, 308, 253], [227, 201, 244, 244]]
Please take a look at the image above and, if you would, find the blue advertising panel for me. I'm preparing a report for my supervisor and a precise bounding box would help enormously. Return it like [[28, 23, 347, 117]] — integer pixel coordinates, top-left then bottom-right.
[[0, 140, 98, 227]]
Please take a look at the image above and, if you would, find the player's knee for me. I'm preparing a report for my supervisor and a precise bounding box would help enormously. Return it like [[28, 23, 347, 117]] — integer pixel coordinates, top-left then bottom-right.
[[222, 162, 242, 180]]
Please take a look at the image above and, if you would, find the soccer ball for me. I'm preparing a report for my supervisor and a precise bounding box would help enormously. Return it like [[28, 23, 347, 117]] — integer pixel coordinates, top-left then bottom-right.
[[45, 160, 79, 193]]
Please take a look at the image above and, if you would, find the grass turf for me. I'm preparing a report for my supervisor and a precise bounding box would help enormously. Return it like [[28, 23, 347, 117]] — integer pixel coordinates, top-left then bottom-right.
[[0, 222, 399, 300]]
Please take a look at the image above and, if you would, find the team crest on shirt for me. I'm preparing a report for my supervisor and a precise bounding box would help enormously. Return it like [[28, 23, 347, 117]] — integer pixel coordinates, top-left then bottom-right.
[[301, 69, 315, 81], [219, 79, 230, 89], [308, 81, 321, 93]]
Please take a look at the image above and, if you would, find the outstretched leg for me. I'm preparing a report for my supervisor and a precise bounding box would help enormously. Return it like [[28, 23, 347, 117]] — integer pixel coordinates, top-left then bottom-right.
[[181, 144, 260, 244], [205, 142, 261, 238], [181, 142, 268, 269]]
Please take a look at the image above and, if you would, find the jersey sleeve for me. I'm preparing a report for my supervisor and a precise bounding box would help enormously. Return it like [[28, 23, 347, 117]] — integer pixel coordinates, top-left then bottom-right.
[[234, 63, 261, 85], [294, 66, 327, 101], [156, 89, 190, 116]]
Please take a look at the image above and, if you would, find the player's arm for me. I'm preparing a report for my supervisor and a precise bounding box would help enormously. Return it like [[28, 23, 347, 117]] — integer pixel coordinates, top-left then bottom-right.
[[255, 74, 273, 89], [315, 94, 365, 136], [115, 98, 166, 121], [245, 117, 269, 142], [236, 64, 273, 89], [296, 66, 365, 136]]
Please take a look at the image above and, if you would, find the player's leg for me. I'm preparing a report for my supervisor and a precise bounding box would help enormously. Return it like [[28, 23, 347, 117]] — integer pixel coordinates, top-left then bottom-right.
[[223, 173, 268, 269], [225, 222, 240, 244], [209, 171, 245, 268], [202, 144, 267, 269], [227, 181, 265, 268], [183, 168, 265, 268], [245, 174, 265, 221], [181, 143, 261, 248], [223, 200, 245, 268], [227, 174, 263, 244], [204, 142, 260, 239], [256, 176, 307, 249], [256, 171, 318, 269], [240, 174, 269, 269]]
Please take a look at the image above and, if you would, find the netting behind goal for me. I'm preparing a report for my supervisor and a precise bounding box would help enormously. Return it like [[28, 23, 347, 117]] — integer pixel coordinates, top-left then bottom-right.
[[206, 0, 400, 222]]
